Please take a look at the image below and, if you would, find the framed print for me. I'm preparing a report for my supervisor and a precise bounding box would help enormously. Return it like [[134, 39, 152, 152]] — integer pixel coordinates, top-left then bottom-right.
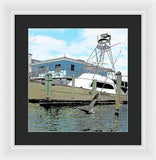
[[15, 15, 141, 145]]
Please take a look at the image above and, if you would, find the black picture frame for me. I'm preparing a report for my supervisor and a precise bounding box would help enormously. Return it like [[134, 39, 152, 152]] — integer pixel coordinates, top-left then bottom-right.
[[15, 15, 141, 145]]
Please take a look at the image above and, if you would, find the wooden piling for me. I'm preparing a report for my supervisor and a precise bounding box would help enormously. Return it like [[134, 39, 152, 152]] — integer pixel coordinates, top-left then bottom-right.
[[92, 79, 97, 98], [115, 71, 122, 117], [72, 74, 75, 100], [44, 74, 52, 100]]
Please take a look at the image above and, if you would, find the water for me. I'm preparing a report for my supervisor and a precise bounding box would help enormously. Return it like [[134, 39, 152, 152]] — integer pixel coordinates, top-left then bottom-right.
[[28, 104, 128, 132]]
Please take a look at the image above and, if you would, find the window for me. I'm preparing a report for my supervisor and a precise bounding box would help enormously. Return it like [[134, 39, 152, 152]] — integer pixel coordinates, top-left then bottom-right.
[[121, 87, 128, 93], [71, 64, 75, 71], [125, 82, 128, 87], [55, 64, 61, 72], [91, 82, 114, 89]]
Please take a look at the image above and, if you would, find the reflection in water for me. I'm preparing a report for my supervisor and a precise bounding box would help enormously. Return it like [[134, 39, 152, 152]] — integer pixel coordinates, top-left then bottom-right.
[[28, 104, 128, 132]]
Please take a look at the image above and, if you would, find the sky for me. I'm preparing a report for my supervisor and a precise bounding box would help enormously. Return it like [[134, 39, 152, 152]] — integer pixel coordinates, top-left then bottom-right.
[[28, 28, 128, 80]]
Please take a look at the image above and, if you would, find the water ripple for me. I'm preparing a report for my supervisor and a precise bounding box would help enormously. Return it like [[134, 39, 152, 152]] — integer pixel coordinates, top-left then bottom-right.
[[28, 104, 128, 132]]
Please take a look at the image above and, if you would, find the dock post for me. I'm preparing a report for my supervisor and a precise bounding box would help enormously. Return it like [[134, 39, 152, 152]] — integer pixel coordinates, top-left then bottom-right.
[[92, 79, 97, 98], [115, 71, 122, 117], [45, 73, 52, 100], [72, 74, 75, 100]]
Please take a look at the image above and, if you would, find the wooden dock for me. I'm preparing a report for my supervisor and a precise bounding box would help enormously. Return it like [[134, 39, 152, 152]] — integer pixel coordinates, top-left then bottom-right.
[[28, 81, 128, 106]]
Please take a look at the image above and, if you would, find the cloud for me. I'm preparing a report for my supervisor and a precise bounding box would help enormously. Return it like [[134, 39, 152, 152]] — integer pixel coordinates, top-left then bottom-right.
[[29, 35, 67, 60], [65, 29, 127, 57], [28, 34, 90, 61]]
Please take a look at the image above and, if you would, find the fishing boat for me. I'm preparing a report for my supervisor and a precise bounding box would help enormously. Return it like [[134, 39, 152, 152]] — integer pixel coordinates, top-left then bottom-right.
[[68, 73, 116, 94]]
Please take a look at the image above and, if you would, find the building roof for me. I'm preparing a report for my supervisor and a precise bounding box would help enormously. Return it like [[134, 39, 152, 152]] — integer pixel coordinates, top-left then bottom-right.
[[82, 64, 114, 72], [31, 56, 85, 65], [32, 59, 41, 62]]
